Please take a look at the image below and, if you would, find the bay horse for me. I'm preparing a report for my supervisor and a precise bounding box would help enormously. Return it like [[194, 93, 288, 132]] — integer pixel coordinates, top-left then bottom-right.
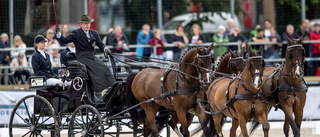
[[127, 45, 213, 137], [250, 36, 307, 137], [203, 46, 270, 137]]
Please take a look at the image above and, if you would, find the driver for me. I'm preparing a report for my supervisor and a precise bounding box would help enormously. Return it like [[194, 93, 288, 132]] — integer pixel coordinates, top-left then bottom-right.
[[55, 14, 119, 99], [32, 35, 71, 90]]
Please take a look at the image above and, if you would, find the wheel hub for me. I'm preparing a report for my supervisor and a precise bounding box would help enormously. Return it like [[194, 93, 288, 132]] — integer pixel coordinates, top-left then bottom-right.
[[81, 130, 87, 136], [30, 125, 36, 132]]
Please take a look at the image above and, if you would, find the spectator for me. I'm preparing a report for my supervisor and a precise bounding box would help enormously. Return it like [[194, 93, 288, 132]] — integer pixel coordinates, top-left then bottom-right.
[[136, 24, 153, 58], [148, 29, 168, 60], [171, 25, 189, 61], [60, 42, 76, 67], [102, 27, 113, 45], [1, 33, 9, 46], [264, 19, 273, 37], [228, 26, 248, 51], [45, 28, 61, 54], [310, 23, 320, 75], [281, 24, 300, 58], [189, 23, 206, 44], [11, 35, 27, 62], [296, 19, 311, 75], [309, 22, 315, 33], [266, 27, 282, 66], [58, 24, 69, 47], [49, 44, 61, 74], [107, 25, 129, 53], [213, 25, 229, 66], [10, 52, 30, 85], [249, 24, 261, 42], [0, 35, 8, 85], [225, 18, 234, 35], [1, 33, 10, 84], [250, 28, 269, 50]]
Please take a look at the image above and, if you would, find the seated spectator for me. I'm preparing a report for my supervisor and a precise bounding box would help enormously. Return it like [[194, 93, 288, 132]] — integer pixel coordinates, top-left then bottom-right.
[[11, 35, 27, 62], [60, 42, 76, 67], [189, 23, 206, 45], [310, 23, 320, 75], [266, 27, 282, 66], [171, 25, 189, 61], [249, 24, 261, 42], [102, 27, 113, 45], [45, 28, 61, 54], [148, 29, 168, 60], [50, 44, 61, 74], [281, 24, 300, 58], [213, 25, 229, 66], [32, 35, 70, 89], [228, 26, 248, 51], [1, 33, 10, 85], [10, 52, 30, 85], [250, 28, 269, 50]]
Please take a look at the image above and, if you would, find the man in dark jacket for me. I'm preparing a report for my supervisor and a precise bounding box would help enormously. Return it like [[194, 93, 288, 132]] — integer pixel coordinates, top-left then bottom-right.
[[228, 26, 248, 51], [107, 25, 129, 53], [56, 14, 118, 102]]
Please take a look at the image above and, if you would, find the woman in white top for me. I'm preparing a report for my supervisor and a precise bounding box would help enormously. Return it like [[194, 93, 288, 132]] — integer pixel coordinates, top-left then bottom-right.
[[10, 52, 30, 85], [11, 35, 27, 60], [45, 28, 61, 54]]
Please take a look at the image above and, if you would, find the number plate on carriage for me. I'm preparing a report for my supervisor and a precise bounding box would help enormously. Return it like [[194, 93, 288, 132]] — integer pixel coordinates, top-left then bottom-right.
[[30, 78, 44, 87]]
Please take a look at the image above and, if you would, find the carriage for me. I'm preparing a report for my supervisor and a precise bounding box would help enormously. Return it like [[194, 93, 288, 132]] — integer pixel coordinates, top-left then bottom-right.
[[8, 52, 171, 137]]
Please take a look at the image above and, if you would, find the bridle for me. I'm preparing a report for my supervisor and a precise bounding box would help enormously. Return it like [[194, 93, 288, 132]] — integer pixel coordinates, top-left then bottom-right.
[[191, 52, 213, 84], [228, 51, 244, 74], [286, 44, 305, 76], [246, 55, 265, 85]]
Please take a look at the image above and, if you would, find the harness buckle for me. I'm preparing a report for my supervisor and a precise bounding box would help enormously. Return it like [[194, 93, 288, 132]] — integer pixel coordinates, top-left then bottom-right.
[[252, 104, 255, 108]]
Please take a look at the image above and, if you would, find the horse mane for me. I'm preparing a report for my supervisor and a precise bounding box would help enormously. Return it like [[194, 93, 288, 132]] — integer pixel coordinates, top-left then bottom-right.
[[179, 46, 205, 62], [215, 51, 231, 69]]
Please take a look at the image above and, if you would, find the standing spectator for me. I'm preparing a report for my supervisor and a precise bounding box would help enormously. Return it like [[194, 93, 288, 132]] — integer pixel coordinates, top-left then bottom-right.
[[296, 19, 311, 75], [58, 24, 69, 47], [1, 33, 9, 46], [1, 33, 10, 85], [310, 23, 320, 75], [102, 27, 113, 45], [249, 24, 261, 42], [11, 35, 27, 63], [213, 25, 229, 65], [10, 52, 30, 85], [137, 24, 153, 58], [250, 28, 269, 50], [189, 24, 206, 44], [266, 27, 282, 66], [148, 29, 168, 60], [225, 18, 234, 35], [60, 42, 76, 67], [45, 28, 61, 54], [171, 25, 189, 61], [264, 19, 273, 37], [0, 35, 8, 85], [107, 25, 129, 53], [281, 24, 300, 58], [228, 26, 248, 51]]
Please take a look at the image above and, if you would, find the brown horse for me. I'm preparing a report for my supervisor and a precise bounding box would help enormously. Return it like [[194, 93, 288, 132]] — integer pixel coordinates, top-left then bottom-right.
[[203, 46, 270, 137], [214, 47, 246, 78], [127, 45, 213, 137], [250, 36, 307, 137]]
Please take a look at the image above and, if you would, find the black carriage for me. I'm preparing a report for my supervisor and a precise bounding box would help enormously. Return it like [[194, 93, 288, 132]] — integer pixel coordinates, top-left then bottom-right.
[[8, 53, 171, 137]]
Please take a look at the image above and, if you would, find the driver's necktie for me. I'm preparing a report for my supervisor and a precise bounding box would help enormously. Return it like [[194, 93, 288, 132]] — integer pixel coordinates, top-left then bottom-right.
[[85, 31, 90, 42]]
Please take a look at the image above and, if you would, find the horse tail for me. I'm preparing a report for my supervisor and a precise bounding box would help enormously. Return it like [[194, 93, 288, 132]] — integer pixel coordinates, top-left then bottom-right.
[[192, 104, 218, 137], [156, 107, 171, 133], [249, 106, 272, 134], [126, 73, 145, 136]]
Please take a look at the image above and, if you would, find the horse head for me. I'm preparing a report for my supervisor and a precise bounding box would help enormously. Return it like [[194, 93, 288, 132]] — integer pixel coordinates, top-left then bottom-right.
[[227, 47, 245, 74], [285, 36, 305, 78], [246, 46, 264, 89], [193, 44, 213, 84]]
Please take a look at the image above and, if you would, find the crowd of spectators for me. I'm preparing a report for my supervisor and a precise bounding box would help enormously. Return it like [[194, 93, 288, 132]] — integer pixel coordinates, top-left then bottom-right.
[[1, 18, 320, 85]]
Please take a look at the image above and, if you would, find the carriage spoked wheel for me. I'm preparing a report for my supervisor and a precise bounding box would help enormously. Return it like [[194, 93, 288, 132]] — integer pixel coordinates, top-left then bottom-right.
[[9, 95, 59, 137], [68, 105, 104, 136]]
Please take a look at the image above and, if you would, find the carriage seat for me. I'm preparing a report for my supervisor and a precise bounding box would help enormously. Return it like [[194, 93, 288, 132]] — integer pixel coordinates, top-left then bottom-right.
[[66, 52, 88, 80]]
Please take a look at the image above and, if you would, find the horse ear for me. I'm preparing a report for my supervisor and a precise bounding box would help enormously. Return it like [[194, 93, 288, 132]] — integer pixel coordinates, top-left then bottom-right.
[[240, 47, 245, 56], [207, 43, 214, 52], [227, 48, 232, 53], [286, 35, 293, 45], [297, 36, 303, 44], [258, 46, 263, 55], [248, 46, 252, 57]]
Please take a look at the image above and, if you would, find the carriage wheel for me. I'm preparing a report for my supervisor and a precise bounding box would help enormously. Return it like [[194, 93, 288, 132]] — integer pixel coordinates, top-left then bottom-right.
[[9, 95, 59, 137], [68, 104, 104, 136]]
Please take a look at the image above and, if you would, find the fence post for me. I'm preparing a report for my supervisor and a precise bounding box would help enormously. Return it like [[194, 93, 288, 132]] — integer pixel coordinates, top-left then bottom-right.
[[9, 0, 13, 48], [157, 0, 163, 30], [237, 41, 241, 51], [153, 46, 157, 58]]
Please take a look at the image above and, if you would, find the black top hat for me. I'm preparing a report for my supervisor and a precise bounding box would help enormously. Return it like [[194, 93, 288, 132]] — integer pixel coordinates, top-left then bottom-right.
[[34, 35, 47, 44], [79, 14, 94, 23]]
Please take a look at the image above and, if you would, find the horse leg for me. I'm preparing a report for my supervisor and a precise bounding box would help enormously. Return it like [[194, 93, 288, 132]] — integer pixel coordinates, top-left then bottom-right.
[[238, 114, 249, 137], [255, 113, 270, 137], [176, 111, 190, 137], [143, 117, 152, 137], [281, 103, 300, 137], [294, 94, 306, 132], [230, 118, 239, 137], [169, 113, 183, 137], [212, 113, 224, 137], [141, 103, 160, 137]]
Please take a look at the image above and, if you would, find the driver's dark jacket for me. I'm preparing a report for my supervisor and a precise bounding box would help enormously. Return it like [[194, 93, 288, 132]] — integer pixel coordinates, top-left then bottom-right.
[[31, 51, 56, 79]]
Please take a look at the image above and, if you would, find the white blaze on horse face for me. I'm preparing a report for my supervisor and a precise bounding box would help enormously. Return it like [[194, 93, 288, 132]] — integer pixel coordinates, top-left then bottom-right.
[[206, 72, 210, 83], [253, 69, 259, 89], [295, 65, 300, 76]]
